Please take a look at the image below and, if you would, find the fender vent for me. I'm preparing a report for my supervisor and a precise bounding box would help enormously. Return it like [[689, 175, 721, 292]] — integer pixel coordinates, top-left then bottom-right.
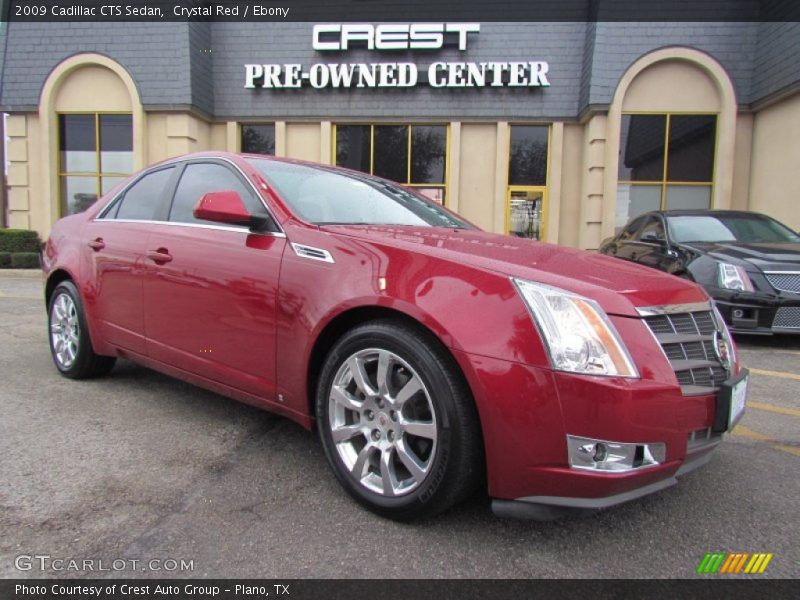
[[291, 243, 334, 263]]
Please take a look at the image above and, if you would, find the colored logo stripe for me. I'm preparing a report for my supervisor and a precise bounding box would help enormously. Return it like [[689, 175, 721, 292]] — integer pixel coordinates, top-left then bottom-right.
[[697, 553, 726, 574], [697, 552, 773, 574], [744, 553, 773, 574]]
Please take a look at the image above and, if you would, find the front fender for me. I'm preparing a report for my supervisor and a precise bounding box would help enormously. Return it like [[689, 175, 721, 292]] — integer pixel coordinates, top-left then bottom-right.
[[275, 229, 549, 420]]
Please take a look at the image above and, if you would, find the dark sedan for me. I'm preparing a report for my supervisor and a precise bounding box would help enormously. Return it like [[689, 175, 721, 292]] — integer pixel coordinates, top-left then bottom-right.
[[599, 210, 800, 335]]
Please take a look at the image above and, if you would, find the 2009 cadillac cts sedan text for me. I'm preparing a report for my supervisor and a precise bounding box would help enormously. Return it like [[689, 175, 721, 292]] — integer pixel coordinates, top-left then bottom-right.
[[43, 152, 748, 520]]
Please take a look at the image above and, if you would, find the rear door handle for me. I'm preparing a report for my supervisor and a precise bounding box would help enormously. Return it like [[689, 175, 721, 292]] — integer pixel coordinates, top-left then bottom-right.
[[147, 248, 173, 264], [87, 238, 105, 251]]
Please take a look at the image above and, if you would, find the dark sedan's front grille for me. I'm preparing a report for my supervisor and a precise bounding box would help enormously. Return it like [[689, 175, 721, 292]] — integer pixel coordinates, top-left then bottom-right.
[[642, 307, 729, 396], [765, 273, 800, 295], [773, 307, 800, 330]]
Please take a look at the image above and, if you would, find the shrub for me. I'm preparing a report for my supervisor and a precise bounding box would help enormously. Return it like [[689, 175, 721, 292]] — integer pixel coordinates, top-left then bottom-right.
[[10, 252, 41, 268], [0, 229, 42, 253], [0, 252, 10, 268]]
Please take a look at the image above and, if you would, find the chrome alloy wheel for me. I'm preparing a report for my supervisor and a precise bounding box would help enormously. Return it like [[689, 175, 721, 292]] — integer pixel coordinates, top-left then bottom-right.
[[328, 348, 438, 497], [50, 292, 80, 369]]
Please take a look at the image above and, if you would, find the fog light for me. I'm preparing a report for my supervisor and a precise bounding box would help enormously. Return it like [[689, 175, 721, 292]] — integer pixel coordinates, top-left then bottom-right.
[[733, 309, 744, 319], [567, 435, 665, 472], [593, 443, 608, 462]]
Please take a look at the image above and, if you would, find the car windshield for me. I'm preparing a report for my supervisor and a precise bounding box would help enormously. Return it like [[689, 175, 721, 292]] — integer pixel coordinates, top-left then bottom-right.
[[246, 158, 470, 229], [667, 214, 800, 244]]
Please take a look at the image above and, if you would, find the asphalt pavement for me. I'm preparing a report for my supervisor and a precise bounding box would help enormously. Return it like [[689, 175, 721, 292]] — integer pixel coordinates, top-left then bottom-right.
[[1, 274, 798, 579]]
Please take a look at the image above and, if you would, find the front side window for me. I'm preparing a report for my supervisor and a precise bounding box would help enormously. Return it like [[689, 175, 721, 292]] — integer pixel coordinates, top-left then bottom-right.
[[241, 124, 275, 155], [619, 215, 646, 241], [59, 114, 133, 215], [113, 167, 175, 221], [169, 162, 261, 225], [616, 113, 716, 230], [637, 216, 666, 242], [334, 124, 447, 205], [247, 159, 468, 229]]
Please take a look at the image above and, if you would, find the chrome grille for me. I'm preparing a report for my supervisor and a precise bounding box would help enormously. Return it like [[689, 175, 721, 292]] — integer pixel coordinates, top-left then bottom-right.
[[640, 304, 728, 395], [773, 307, 800, 330], [765, 272, 800, 294]]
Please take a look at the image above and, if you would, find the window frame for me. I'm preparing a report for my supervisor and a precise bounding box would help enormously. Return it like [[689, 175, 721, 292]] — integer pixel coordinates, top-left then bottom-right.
[[618, 111, 718, 211], [504, 124, 551, 241], [332, 123, 450, 206], [57, 111, 134, 217]]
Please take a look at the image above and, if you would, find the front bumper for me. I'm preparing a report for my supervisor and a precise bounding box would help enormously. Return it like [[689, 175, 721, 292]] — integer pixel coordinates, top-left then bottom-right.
[[712, 288, 800, 335], [492, 448, 715, 520], [451, 349, 737, 520]]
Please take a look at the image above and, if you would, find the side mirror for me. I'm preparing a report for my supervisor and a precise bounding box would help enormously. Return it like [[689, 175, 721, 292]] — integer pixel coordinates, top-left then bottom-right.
[[194, 191, 258, 228]]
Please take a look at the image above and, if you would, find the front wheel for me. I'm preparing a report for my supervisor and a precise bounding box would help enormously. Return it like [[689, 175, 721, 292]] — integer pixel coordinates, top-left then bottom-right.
[[316, 320, 483, 520], [48, 281, 116, 379]]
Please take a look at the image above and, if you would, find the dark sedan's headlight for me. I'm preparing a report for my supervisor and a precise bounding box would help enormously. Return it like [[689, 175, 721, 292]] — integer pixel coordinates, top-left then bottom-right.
[[512, 278, 639, 378], [717, 262, 754, 292]]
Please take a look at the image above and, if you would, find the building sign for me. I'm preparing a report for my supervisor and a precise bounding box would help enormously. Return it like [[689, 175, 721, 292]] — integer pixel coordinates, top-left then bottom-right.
[[244, 23, 550, 90]]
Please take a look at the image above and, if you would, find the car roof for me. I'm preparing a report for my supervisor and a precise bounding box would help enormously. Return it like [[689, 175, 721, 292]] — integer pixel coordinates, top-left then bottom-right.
[[653, 209, 769, 218]]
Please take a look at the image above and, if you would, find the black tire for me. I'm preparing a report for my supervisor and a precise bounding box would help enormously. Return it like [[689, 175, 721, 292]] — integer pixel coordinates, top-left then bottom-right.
[[316, 319, 483, 521], [47, 280, 116, 379]]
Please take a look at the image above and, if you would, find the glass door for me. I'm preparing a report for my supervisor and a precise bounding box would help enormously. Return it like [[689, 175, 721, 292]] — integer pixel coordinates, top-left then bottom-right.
[[506, 187, 546, 241]]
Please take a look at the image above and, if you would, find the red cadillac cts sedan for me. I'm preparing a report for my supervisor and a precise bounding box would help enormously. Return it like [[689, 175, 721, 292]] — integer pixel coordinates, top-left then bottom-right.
[[43, 152, 748, 520]]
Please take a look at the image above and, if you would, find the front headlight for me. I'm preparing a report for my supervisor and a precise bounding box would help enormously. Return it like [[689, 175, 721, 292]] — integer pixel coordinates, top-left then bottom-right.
[[512, 278, 639, 378], [718, 262, 754, 292]]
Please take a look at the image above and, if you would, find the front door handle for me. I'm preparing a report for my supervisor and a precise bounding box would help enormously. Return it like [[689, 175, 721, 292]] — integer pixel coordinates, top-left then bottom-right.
[[87, 238, 105, 251], [147, 248, 173, 264]]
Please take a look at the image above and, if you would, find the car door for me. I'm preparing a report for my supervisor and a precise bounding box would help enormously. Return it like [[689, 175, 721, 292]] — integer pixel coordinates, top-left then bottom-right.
[[142, 159, 286, 400], [82, 165, 178, 355]]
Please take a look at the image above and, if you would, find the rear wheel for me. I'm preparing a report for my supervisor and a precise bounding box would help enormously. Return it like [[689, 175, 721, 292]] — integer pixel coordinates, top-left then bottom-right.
[[48, 281, 116, 379], [316, 320, 483, 520]]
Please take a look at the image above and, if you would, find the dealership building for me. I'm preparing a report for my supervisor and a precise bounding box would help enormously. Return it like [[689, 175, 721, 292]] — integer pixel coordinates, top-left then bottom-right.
[[1, 18, 799, 247]]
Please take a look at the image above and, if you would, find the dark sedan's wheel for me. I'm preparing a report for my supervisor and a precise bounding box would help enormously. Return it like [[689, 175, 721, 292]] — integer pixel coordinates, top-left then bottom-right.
[[316, 320, 483, 520], [48, 281, 116, 379]]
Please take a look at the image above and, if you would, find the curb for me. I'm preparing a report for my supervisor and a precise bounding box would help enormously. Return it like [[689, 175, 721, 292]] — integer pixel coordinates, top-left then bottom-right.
[[0, 269, 43, 280]]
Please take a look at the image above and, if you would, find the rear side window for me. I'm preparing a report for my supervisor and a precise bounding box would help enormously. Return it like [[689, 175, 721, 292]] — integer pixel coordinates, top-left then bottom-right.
[[168, 162, 261, 225], [114, 167, 175, 220]]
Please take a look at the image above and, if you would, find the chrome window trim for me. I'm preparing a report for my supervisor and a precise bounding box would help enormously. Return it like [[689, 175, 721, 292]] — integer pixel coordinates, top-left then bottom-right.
[[94, 156, 285, 235], [291, 243, 335, 263], [636, 301, 713, 317], [91, 218, 287, 238]]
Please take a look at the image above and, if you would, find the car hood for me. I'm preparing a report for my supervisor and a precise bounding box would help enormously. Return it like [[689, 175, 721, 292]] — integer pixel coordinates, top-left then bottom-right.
[[682, 241, 800, 269], [324, 225, 707, 317]]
